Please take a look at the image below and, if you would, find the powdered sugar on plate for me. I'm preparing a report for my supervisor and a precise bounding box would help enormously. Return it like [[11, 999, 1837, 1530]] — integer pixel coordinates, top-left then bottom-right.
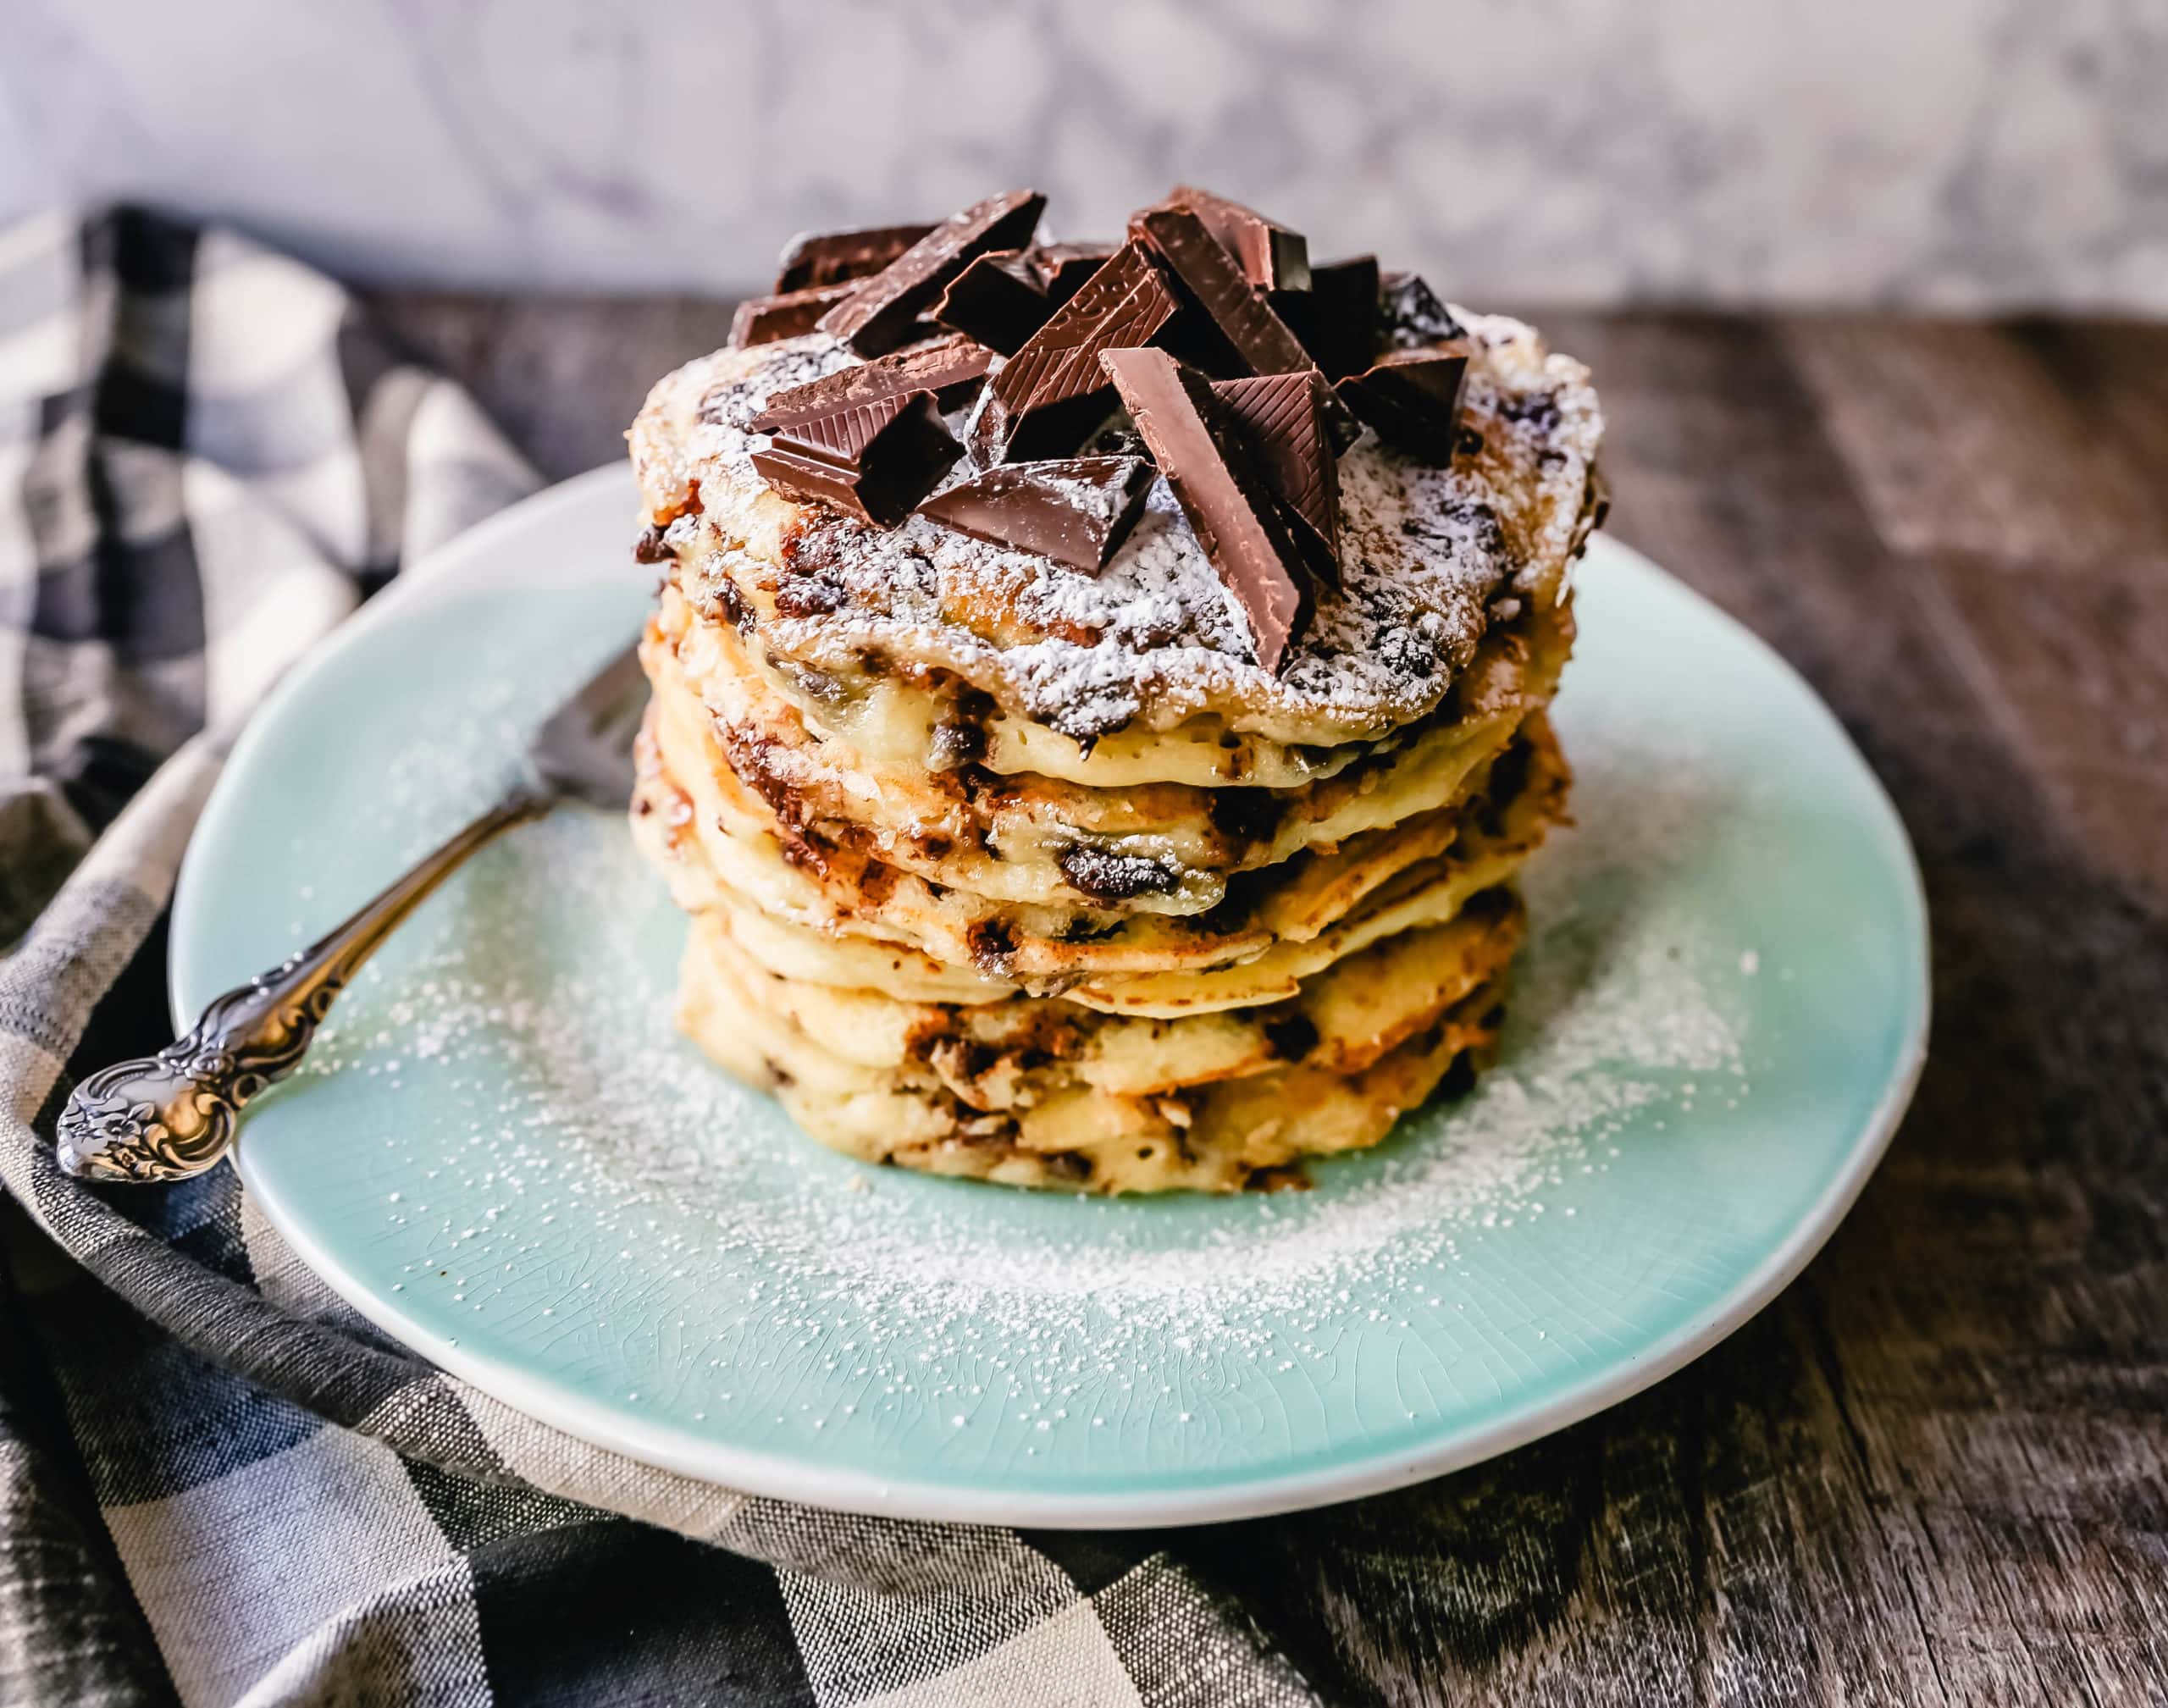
[[191, 441, 1929, 1510], [295, 678, 1745, 1429]]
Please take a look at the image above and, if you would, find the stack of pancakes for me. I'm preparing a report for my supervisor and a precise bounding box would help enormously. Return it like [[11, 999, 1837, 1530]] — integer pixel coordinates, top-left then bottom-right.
[[626, 193, 1604, 1192]]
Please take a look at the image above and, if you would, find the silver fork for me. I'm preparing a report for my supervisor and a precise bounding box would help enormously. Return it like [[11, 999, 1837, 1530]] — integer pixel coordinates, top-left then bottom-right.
[[56, 642, 648, 1185]]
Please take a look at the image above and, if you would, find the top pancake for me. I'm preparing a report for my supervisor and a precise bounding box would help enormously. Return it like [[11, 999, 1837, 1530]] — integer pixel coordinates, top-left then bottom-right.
[[629, 311, 1603, 757]]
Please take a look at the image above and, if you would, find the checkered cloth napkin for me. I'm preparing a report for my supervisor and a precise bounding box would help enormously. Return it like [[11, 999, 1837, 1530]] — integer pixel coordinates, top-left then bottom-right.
[[0, 208, 1319, 1707]]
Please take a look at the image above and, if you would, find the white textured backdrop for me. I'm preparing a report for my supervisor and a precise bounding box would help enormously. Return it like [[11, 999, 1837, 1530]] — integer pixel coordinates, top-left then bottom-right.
[[4, 0, 2165, 308]]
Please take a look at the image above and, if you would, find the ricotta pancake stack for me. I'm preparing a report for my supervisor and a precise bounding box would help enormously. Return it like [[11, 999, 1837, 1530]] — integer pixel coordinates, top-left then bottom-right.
[[627, 187, 1605, 1192]]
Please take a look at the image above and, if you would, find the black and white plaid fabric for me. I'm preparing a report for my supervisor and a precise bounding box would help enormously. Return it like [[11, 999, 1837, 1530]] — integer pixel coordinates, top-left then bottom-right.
[[0, 209, 1319, 1707]]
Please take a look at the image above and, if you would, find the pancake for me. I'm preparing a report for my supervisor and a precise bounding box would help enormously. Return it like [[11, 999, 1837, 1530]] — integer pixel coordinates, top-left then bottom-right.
[[620, 189, 1606, 1191], [648, 569, 1572, 918], [693, 885, 1523, 1103], [631, 312, 1603, 771], [633, 694, 1568, 1010], [679, 910, 1513, 1195]]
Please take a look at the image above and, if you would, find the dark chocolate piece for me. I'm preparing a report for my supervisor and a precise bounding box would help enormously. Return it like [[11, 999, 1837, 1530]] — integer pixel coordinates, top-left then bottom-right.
[[729, 283, 855, 348], [918, 456, 1154, 572], [752, 334, 994, 430], [1210, 372, 1341, 587], [1273, 253, 1380, 381], [1129, 203, 1313, 379], [1253, 284, 1367, 455], [1027, 243, 1115, 303], [633, 522, 672, 565], [1099, 347, 1311, 672], [817, 189, 1046, 356], [1056, 843, 1182, 901], [932, 251, 1054, 357], [1336, 349, 1469, 461], [971, 243, 1180, 464], [1380, 270, 1466, 348], [887, 334, 998, 412], [750, 390, 961, 528], [1082, 421, 1148, 458], [774, 222, 936, 292], [1169, 184, 1310, 291]]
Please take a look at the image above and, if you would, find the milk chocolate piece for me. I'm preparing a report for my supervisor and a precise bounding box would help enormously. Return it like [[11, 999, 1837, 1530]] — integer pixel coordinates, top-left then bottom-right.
[[1273, 253, 1380, 381], [1028, 243, 1115, 303], [1169, 185, 1310, 291], [730, 283, 856, 348], [932, 251, 1054, 357], [1336, 349, 1469, 461], [752, 334, 994, 430], [972, 243, 1180, 464], [774, 222, 936, 292], [1210, 372, 1341, 587], [1130, 203, 1313, 380], [818, 189, 1046, 356], [918, 456, 1155, 571], [1380, 270, 1465, 348], [1100, 348, 1311, 672], [751, 390, 961, 528]]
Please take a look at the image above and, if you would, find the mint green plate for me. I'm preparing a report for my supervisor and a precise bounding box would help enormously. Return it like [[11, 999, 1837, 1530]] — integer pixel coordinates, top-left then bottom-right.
[[174, 466, 1927, 1527]]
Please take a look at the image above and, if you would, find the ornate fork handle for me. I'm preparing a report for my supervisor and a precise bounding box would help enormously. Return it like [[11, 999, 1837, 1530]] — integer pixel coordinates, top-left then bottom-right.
[[56, 793, 551, 1184]]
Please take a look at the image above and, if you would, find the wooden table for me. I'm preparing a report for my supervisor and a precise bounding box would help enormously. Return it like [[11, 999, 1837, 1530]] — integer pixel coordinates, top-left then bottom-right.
[[372, 294, 2168, 1705]]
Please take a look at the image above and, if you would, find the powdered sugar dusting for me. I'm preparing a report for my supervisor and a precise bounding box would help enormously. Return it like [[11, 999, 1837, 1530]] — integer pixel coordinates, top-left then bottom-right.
[[296, 681, 1746, 1444], [634, 314, 1602, 741]]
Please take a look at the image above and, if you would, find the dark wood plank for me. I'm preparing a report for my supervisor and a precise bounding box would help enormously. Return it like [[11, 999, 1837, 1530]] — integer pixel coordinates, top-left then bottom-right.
[[1529, 312, 1990, 749], [1779, 319, 2165, 571], [2006, 319, 2168, 552], [1916, 550, 2168, 905], [362, 293, 2168, 1705]]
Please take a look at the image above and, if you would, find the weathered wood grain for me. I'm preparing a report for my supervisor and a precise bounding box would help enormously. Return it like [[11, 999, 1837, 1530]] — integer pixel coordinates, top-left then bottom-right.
[[1779, 319, 2164, 571], [1916, 552, 2168, 908], [366, 294, 2168, 1705], [1779, 314, 2168, 911]]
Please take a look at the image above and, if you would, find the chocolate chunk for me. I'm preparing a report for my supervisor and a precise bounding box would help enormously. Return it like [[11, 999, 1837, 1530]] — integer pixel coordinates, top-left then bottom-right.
[[1380, 271, 1466, 348], [1056, 843, 1182, 901], [750, 390, 961, 528], [1099, 348, 1311, 672], [774, 222, 936, 293], [965, 917, 1016, 976], [1169, 184, 1310, 290], [633, 522, 672, 565], [1027, 243, 1115, 302], [752, 334, 994, 430], [1210, 372, 1341, 587], [890, 334, 998, 412], [1082, 421, 1148, 458], [918, 456, 1155, 572], [1261, 1010, 1320, 1062], [1206, 779, 1281, 848], [1497, 387, 1562, 434], [1273, 253, 1380, 381], [1129, 203, 1313, 379], [729, 283, 855, 348], [932, 251, 1054, 357], [971, 243, 1180, 464], [818, 189, 1046, 356], [1336, 349, 1469, 461]]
